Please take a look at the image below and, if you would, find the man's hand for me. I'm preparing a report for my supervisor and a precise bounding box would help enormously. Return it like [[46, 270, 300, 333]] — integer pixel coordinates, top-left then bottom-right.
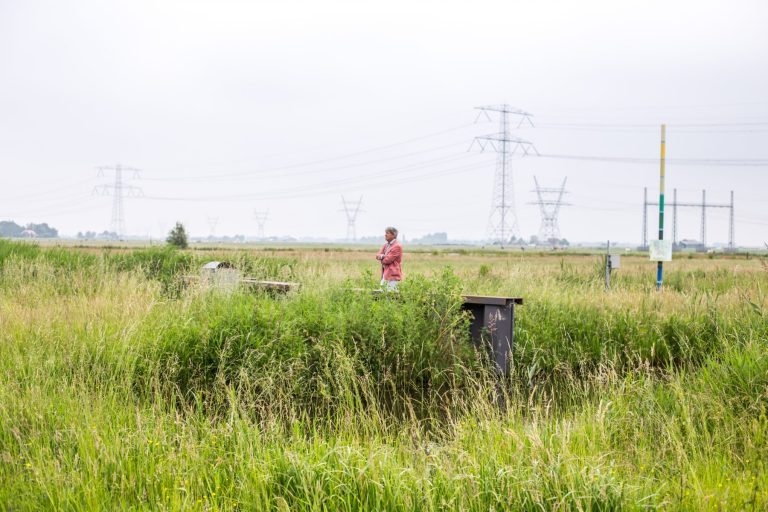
[[376, 254, 384, 261]]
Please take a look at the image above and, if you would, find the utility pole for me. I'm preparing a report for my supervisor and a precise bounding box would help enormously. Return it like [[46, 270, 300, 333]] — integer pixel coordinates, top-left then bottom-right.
[[340, 196, 363, 242], [605, 240, 621, 291], [656, 124, 666, 291], [728, 191, 735, 251], [642, 187, 648, 249], [472, 105, 537, 246], [93, 164, 143, 239], [254, 209, 269, 239], [672, 188, 678, 248], [700, 189, 707, 247], [530, 176, 569, 248]]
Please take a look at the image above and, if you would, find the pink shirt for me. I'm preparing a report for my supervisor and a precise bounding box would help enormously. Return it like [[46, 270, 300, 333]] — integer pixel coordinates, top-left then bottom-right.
[[377, 240, 403, 281]]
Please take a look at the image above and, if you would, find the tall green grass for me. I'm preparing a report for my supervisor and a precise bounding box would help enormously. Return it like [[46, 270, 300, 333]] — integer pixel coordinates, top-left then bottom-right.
[[0, 240, 766, 510]]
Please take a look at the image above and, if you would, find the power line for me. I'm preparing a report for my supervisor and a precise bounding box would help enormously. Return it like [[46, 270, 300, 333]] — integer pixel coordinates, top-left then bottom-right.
[[0, 195, 99, 219], [529, 101, 768, 113], [535, 121, 768, 128], [0, 178, 96, 201], [537, 153, 768, 166], [529, 125, 768, 134], [137, 153, 490, 202], [142, 124, 478, 182], [142, 141, 474, 183]]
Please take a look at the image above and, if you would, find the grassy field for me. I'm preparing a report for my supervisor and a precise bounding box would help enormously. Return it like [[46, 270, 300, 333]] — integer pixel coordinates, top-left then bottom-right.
[[1, 239, 766, 511]]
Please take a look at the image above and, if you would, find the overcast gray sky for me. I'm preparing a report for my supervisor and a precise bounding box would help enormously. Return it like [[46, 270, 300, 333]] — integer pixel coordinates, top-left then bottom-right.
[[1, 0, 767, 245]]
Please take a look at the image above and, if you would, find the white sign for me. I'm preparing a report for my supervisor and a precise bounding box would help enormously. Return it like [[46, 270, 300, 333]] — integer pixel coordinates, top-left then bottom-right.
[[649, 240, 673, 262]]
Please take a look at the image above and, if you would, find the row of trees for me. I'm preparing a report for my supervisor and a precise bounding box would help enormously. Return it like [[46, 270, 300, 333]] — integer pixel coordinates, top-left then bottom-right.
[[0, 220, 58, 238], [76, 231, 118, 240], [1, 219, 189, 249], [507, 235, 570, 247], [4, 220, 568, 249]]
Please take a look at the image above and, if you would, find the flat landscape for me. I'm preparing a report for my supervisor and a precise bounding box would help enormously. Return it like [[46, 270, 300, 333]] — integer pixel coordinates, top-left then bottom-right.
[[1, 240, 767, 510]]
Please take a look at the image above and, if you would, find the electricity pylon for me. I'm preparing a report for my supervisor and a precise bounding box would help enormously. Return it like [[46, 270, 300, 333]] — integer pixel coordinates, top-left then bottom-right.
[[340, 196, 363, 242], [254, 209, 269, 239], [471, 105, 537, 246], [207, 217, 219, 239], [530, 176, 569, 247], [93, 164, 143, 239]]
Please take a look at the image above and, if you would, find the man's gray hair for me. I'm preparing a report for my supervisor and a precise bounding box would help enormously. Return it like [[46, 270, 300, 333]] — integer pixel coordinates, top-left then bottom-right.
[[385, 226, 398, 238]]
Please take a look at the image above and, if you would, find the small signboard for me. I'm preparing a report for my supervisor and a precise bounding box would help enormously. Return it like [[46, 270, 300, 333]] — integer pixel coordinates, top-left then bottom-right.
[[608, 254, 621, 269], [649, 240, 673, 262]]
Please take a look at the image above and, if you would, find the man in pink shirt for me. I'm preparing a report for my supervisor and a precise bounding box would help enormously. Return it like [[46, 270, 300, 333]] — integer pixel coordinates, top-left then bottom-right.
[[376, 226, 403, 290]]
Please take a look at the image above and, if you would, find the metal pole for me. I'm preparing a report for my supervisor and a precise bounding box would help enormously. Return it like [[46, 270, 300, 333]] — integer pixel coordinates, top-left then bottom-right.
[[657, 125, 666, 291], [701, 189, 707, 248], [642, 187, 648, 248], [605, 240, 611, 291], [673, 188, 678, 248], [729, 190, 735, 251]]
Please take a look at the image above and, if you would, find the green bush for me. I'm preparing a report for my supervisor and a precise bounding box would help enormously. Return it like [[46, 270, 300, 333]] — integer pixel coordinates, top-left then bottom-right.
[[0, 239, 40, 264], [136, 268, 478, 415], [106, 247, 194, 296]]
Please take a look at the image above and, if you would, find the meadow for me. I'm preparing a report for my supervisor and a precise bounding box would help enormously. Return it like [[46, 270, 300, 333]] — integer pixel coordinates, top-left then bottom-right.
[[0, 239, 766, 511]]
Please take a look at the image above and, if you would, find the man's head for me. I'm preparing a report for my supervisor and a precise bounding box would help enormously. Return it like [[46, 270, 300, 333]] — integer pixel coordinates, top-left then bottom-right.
[[384, 227, 398, 242]]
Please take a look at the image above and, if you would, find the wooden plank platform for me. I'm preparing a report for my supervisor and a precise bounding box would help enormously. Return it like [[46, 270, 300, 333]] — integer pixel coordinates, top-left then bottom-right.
[[240, 278, 300, 292], [182, 275, 300, 292]]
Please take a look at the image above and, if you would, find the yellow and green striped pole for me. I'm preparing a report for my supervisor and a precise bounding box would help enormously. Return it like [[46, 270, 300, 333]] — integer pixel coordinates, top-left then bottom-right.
[[656, 124, 666, 290]]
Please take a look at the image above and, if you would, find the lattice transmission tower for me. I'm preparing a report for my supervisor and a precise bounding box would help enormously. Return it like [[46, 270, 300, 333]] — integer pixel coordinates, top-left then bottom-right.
[[340, 196, 363, 242], [207, 217, 219, 239], [254, 209, 269, 239], [93, 164, 143, 239], [472, 105, 537, 246], [530, 176, 569, 247]]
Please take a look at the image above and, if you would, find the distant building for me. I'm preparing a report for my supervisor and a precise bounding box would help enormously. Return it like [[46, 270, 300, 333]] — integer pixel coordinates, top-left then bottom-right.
[[20, 229, 37, 238], [678, 239, 706, 252], [411, 232, 448, 245]]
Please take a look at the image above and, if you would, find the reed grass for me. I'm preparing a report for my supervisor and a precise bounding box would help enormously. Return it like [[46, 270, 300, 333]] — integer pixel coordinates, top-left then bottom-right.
[[0, 240, 766, 510]]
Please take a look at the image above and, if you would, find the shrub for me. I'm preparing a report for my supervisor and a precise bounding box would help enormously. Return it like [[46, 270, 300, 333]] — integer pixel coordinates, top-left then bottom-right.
[[138, 268, 478, 415], [166, 222, 188, 249], [107, 247, 194, 296]]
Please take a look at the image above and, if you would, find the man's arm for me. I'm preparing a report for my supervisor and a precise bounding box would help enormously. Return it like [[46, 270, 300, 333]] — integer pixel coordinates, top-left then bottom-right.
[[381, 244, 401, 265]]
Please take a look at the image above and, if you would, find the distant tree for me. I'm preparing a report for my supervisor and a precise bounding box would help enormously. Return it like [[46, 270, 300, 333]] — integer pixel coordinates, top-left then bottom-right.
[[529, 235, 539, 245], [166, 222, 188, 249], [0, 221, 58, 238], [0, 220, 24, 237], [26, 223, 58, 238]]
